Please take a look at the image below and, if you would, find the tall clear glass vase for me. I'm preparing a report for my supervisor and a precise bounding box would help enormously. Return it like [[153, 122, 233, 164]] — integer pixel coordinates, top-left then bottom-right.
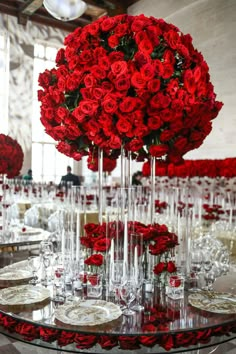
[[0, 175, 11, 240]]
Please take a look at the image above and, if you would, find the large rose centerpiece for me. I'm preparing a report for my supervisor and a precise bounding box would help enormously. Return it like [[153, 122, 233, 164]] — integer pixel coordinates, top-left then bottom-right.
[[38, 14, 223, 165]]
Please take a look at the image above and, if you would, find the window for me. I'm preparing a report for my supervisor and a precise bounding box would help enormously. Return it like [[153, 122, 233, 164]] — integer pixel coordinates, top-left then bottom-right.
[[32, 42, 72, 183], [0, 31, 9, 134]]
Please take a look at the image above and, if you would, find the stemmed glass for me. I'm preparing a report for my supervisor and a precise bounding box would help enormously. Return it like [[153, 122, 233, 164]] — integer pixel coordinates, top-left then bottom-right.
[[201, 249, 214, 290], [120, 279, 136, 316], [40, 240, 53, 286], [189, 248, 203, 291], [110, 260, 127, 305], [28, 256, 41, 285]]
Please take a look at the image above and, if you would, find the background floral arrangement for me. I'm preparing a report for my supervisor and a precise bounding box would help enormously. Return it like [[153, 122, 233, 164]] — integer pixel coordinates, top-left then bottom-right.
[[0, 134, 24, 178], [142, 157, 236, 178], [38, 14, 222, 165]]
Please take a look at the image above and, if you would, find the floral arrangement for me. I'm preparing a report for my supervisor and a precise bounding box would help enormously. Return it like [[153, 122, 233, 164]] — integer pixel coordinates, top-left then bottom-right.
[[0, 134, 24, 178], [81, 220, 178, 279], [38, 14, 222, 164], [202, 203, 225, 222], [142, 157, 236, 178]]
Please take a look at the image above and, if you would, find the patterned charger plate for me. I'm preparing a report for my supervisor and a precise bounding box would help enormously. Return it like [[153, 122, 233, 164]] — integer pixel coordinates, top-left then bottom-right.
[[0, 285, 50, 306], [55, 299, 122, 326], [188, 291, 236, 313], [0, 269, 32, 286]]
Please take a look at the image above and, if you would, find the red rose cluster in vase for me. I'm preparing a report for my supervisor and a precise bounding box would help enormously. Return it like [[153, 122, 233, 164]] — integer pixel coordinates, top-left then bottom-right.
[[38, 14, 222, 165], [81, 220, 178, 280], [0, 134, 24, 178]]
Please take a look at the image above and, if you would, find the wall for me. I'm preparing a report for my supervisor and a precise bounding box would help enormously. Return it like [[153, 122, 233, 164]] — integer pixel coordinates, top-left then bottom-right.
[[128, 0, 236, 159]]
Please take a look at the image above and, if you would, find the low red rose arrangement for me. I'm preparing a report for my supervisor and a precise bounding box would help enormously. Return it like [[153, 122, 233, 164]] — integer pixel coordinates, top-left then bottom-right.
[[38, 14, 222, 166], [81, 220, 178, 281], [143, 158, 236, 178], [0, 134, 24, 178]]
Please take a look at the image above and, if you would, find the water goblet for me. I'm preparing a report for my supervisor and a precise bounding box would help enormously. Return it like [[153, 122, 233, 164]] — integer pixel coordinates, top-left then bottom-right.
[[120, 279, 136, 316], [27, 256, 41, 285], [110, 260, 128, 304]]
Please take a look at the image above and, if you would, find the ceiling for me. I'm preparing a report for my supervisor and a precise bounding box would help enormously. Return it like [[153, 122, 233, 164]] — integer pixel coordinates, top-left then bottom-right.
[[0, 0, 139, 32]]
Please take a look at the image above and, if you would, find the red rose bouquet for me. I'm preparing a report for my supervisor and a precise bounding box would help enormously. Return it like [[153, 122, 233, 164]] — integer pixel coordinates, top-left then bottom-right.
[[0, 134, 24, 178], [38, 14, 222, 164]]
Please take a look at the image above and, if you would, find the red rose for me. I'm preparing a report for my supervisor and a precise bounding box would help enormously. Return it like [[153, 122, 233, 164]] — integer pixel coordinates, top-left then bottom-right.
[[114, 76, 131, 91], [84, 254, 104, 267], [74, 333, 97, 349], [118, 336, 140, 350], [169, 275, 181, 287], [88, 274, 101, 286], [141, 63, 155, 81], [15, 323, 39, 341], [111, 61, 128, 76], [80, 100, 98, 115], [153, 262, 166, 275], [131, 72, 146, 89], [147, 79, 161, 93], [167, 261, 177, 273], [139, 335, 158, 347], [57, 331, 76, 347], [98, 335, 118, 349], [93, 238, 111, 252], [40, 327, 60, 342], [102, 94, 118, 114], [3, 315, 18, 331], [164, 30, 180, 49], [149, 144, 169, 157], [119, 97, 137, 113], [159, 334, 174, 351]]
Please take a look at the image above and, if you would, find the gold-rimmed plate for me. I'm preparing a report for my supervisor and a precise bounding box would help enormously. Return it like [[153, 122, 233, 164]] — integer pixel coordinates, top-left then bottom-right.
[[55, 300, 122, 326], [0, 285, 50, 307], [188, 291, 236, 314], [0, 269, 33, 287]]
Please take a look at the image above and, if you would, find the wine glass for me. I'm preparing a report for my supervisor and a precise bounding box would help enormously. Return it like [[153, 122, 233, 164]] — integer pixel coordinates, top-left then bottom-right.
[[110, 260, 127, 304], [120, 279, 136, 316], [28, 256, 41, 285], [189, 248, 203, 291], [201, 250, 213, 290], [40, 240, 53, 285]]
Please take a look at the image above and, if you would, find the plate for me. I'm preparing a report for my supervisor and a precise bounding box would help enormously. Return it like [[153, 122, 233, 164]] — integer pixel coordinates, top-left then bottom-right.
[[0, 269, 32, 286], [18, 227, 42, 236], [0, 285, 50, 306], [188, 291, 236, 313], [55, 300, 122, 326]]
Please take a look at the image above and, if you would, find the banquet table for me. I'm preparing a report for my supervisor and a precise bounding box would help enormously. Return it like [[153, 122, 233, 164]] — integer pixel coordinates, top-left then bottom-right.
[[0, 273, 235, 354], [0, 228, 51, 254]]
